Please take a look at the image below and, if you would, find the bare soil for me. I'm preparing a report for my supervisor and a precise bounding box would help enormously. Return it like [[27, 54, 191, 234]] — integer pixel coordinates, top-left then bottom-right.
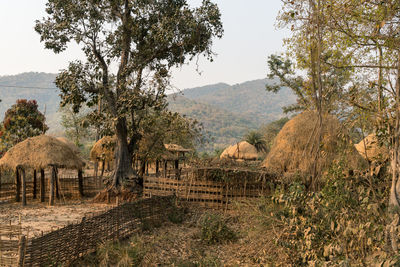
[[0, 200, 112, 238]]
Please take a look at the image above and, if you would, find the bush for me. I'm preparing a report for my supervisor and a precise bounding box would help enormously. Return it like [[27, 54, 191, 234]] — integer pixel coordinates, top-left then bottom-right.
[[198, 212, 237, 244]]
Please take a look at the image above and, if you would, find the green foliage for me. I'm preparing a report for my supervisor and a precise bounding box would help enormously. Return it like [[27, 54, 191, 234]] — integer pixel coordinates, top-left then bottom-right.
[[243, 130, 267, 153], [60, 104, 94, 147], [0, 99, 48, 153], [253, 161, 389, 265], [198, 212, 237, 245]]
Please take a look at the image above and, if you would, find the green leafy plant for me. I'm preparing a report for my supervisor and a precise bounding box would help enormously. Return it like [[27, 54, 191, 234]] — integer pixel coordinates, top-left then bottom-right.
[[198, 212, 237, 244]]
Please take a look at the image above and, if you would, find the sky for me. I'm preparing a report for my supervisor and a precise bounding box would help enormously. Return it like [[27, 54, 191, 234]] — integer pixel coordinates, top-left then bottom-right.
[[0, 1, 287, 90]]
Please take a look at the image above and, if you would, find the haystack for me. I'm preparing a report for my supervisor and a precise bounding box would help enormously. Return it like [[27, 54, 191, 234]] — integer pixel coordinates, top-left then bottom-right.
[[263, 111, 366, 175], [355, 134, 389, 162], [56, 137, 81, 155], [90, 136, 116, 162], [220, 141, 260, 161], [0, 135, 85, 170]]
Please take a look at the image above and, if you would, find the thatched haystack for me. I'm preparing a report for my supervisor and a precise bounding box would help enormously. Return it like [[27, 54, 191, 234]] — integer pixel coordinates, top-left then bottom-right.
[[355, 134, 389, 162], [90, 136, 116, 162], [263, 111, 366, 175], [0, 135, 85, 170], [220, 141, 260, 161], [56, 137, 81, 155]]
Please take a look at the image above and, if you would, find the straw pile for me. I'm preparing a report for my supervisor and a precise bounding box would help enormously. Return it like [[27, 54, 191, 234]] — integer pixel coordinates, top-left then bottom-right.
[[220, 141, 260, 161], [90, 136, 116, 162], [56, 137, 81, 155], [355, 134, 389, 162], [263, 111, 366, 175], [0, 135, 85, 170]]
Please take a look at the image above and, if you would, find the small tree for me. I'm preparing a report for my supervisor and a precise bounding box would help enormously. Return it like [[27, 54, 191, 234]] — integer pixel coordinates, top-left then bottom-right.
[[60, 104, 93, 147], [243, 131, 267, 153], [0, 99, 48, 152]]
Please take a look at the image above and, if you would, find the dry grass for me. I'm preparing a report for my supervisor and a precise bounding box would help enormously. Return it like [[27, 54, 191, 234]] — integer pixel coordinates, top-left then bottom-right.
[[90, 136, 116, 162], [220, 141, 260, 161], [0, 135, 85, 171], [355, 133, 389, 162], [263, 111, 366, 176]]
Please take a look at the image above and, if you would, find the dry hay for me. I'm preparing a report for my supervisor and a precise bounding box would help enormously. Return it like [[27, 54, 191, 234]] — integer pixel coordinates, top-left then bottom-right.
[[355, 134, 389, 162], [220, 141, 260, 161], [90, 136, 116, 162], [263, 111, 366, 175], [56, 137, 81, 155], [164, 143, 192, 152], [0, 135, 85, 171], [92, 188, 140, 203]]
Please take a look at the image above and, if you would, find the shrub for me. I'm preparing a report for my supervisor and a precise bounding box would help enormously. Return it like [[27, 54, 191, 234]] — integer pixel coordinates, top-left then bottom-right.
[[198, 212, 236, 244]]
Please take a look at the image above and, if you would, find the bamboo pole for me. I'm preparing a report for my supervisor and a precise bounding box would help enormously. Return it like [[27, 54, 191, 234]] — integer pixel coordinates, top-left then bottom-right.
[[49, 167, 56, 206], [40, 169, 45, 202], [21, 169, 26, 206], [15, 169, 21, 202], [33, 170, 37, 199], [17, 235, 26, 267]]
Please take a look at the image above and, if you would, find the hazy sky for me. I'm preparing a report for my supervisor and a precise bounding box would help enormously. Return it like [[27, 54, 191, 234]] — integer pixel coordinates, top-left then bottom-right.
[[0, 1, 287, 90]]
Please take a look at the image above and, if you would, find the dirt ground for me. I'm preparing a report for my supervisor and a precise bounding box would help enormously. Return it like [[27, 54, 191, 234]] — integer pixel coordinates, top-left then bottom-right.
[[0, 200, 112, 238]]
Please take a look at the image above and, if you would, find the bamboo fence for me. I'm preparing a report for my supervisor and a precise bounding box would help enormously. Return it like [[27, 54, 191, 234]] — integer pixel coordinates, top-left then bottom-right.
[[143, 168, 276, 208], [1, 196, 174, 266]]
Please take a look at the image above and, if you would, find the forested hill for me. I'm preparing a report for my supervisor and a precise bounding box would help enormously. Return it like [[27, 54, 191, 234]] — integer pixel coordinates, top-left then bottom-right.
[[0, 72, 295, 151], [180, 79, 296, 126]]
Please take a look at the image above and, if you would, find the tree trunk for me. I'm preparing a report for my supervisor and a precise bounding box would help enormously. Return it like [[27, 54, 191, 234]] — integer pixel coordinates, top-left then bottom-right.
[[33, 170, 37, 199], [78, 169, 84, 197], [40, 169, 45, 202], [387, 51, 400, 253], [15, 169, 21, 202], [21, 169, 27, 206], [111, 118, 136, 188]]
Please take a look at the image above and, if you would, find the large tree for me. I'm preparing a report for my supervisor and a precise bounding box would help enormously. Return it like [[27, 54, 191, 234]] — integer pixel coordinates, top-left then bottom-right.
[[35, 0, 223, 188], [0, 99, 48, 154]]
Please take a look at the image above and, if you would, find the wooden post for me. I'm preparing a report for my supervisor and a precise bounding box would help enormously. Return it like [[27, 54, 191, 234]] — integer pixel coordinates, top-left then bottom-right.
[[49, 167, 55, 206], [33, 170, 37, 199], [94, 161, 98, 179], [15, 169, 21, 202], [21, 169, 27, 206], [155, 160, 159, 175], [0, 170, 2, 192], [78, 169, 84, 198], [40, 169, 45, 202], [17, 235, 26, 267], [100, 159, 105, 178], [164, 161, 167, 178], [55, 167, 60, 199]]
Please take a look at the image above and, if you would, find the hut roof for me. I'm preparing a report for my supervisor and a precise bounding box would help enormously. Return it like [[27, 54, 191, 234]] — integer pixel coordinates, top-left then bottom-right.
[[90, 136, 116, 162], [0, 135, 85, 170], [164, 144, 192, 153], [56, 137, 81, 155], [263, 111, 366, 174], [355, 134, 389, 162], [220, 141, 260, 161]]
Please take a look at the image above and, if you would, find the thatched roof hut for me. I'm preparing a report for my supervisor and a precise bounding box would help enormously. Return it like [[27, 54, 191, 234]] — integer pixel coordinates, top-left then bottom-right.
[[263, 111, 366, 175], [90, 136, 116, 162], [355, 134, 389, 162], [220, 141, 260, 161], [164, 144, 192, 153], [0, 135, 85, 171], [56, 137, 81, 155]]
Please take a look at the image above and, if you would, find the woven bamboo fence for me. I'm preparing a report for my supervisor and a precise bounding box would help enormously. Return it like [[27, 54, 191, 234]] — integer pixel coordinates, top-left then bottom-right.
[[19, 196, 174, 266], [0, 220, 23, 267], [143, 168, 276, 208]]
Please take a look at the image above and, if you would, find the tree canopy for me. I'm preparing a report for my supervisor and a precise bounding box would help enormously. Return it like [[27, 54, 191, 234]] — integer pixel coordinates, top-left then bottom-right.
[[35, 0, 223, 188], [0, 99, 48, 154]]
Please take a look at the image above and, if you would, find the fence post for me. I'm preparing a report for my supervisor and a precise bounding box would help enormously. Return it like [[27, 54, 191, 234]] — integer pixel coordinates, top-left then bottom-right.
[[17, 235, 26, 267]]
